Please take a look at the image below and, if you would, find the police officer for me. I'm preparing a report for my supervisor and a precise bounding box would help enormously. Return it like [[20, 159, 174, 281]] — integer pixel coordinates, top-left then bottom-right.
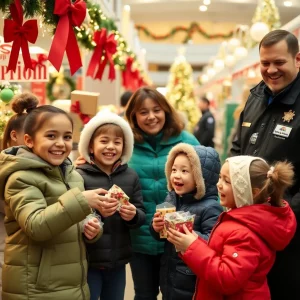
[[193, 96, 215, 147], [230, 29, 300, 300]]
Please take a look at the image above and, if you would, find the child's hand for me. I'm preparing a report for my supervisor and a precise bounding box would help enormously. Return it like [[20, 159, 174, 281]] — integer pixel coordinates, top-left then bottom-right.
[[152, 212, 164, 232], [84, 217, 101, 240], [167, 224, 198, 253], [74, 156, 86, 167], [119, 203, 136, 221], [98, 196, 119, 217], [82, 188, 108, 210]]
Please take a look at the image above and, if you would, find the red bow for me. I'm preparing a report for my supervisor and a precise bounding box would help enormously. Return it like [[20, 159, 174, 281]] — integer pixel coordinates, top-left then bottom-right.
[[86, 28, 117, 81], [70, 101, 91, 124], [48, 0, 86, 75], [122, 57, 143, 91], [122, 57, 134, 90], [31, 54, 48, 70], [3, 0, 38, 72]]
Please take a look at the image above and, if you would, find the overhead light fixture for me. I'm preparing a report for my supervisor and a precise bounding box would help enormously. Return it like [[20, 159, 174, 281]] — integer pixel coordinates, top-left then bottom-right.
[[203, 0, 211, 5], [199, 5, 208, 11], [124, 5, 131, 11], [283, 1, 292, 6]]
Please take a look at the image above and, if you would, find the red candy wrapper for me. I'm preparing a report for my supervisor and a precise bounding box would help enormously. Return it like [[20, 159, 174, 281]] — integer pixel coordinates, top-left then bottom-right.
[[164, 211, 195, 252], [164, 211, 195, 233], [107, 184, 130, 211]]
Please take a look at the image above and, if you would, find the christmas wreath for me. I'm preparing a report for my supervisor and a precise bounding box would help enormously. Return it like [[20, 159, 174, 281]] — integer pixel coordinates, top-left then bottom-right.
[[46, 74, 76, 102]]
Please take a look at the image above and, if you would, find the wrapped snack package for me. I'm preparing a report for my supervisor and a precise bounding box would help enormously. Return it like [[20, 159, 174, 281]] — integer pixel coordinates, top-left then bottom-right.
[[164, 211, 195, 234], [82, 212, 104, 235], [165, 211, 195, 251], [107, 184, 130, 211], [156, 202, 176, 238]]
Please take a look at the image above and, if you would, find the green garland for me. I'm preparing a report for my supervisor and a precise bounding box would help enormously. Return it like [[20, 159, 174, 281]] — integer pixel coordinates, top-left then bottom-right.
[[136, 22, 234, 43], [0, 0, 12, 13], [46, 75, 76, 102]]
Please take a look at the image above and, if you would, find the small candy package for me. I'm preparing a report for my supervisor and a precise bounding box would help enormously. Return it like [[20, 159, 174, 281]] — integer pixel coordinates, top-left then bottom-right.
[[164, 211, 195, 234], [164, 211, 195, 252], [107, 184, 130, 211], [156, 202, 176, 238], [82, 212, 104, 235]]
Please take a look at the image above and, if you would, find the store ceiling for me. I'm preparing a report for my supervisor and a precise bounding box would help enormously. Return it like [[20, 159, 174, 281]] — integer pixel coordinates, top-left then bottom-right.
[[124, 0, 299, 25]]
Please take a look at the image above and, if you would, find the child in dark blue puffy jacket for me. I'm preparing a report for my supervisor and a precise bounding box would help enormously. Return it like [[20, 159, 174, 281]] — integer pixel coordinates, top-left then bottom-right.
[[150, 143, 223, 300]]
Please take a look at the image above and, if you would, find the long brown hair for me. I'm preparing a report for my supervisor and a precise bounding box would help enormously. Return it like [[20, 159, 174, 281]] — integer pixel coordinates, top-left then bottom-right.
[[125, 87, 184, 143], [250, 160, 294, 207]]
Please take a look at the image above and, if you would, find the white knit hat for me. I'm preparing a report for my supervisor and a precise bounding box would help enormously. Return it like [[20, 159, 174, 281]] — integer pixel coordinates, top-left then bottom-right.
[[78, 111, 134, 164], [226, 156, 266, 208]]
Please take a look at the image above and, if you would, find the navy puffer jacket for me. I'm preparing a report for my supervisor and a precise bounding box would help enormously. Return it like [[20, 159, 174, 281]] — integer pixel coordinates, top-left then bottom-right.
[[151, 145, 223, 300]]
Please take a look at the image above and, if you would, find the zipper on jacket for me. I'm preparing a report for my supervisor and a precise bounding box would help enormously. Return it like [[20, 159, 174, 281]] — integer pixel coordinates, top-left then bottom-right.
[[192, 211, 225, 300], [108, 175, 118, 269], [59, 168, 71, 190], [59, 168, 86, 299], [78, 223, 86, 300]]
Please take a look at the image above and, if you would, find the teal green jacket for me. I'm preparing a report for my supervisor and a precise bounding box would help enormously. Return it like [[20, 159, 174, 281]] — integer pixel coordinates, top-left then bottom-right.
[[129, 131, 199, 255]]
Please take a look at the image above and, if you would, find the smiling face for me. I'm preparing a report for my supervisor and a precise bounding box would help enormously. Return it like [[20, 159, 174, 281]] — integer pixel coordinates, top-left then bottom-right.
[[217, 162, 236, 209], [135, 98, 166, 136], [170, 154, 196, 195], [89, 125, 124, 174], [260, 40, 300, 94], [24, 114, 73, 166]]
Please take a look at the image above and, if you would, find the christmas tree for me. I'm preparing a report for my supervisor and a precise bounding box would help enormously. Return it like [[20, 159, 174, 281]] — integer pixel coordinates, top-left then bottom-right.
[[166, 48, 200, 132], [252, 0, 281, 30]]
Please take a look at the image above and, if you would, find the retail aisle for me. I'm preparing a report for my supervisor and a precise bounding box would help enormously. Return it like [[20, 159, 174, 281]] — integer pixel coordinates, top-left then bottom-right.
[[125, 264, 162, 300]]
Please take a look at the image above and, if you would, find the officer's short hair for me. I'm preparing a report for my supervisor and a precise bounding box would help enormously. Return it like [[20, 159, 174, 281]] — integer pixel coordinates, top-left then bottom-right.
[[259, 29, 299, 57], [200, 96, 210, 106], [120, 91, 133, 108]]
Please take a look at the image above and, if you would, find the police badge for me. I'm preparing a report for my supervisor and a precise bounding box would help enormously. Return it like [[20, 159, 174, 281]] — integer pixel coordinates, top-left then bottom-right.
[[250, 132, 258, 145], [282, 110, 295, 123]]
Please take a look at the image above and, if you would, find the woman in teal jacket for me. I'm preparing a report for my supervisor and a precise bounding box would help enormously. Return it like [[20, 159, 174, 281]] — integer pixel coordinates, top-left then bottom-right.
[[125, 87, 199, 300]]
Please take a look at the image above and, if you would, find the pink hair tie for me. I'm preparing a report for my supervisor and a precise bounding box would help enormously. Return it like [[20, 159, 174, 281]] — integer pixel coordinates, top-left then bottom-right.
[[267, 166, 275, 178]]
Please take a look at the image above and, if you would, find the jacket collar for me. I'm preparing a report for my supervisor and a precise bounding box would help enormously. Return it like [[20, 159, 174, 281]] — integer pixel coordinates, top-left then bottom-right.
[[137, 131, 182, 151], [76, 160, 127, 175], [251, 72, 300, 105]]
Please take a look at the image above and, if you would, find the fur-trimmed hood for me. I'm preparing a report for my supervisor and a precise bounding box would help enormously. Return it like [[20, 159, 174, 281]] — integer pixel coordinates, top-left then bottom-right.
[[165, 143, 221, 200], [78, 111, 134, 164]]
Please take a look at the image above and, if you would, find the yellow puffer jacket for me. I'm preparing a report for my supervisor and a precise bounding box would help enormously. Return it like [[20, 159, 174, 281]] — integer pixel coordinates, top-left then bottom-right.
[[0, 147, 91, 300]]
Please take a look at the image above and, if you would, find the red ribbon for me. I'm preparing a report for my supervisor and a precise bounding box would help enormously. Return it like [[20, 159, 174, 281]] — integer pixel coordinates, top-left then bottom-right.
[[70, 101, 91, 124], [122, 57, 134, 90], [3, 0, 38, 72], [48, 0, 86, 76], [31, 54, 48, 70], [86, 28, 117, 81]]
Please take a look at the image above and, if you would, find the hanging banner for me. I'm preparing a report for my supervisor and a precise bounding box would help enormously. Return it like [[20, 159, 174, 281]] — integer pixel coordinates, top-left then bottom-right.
[[0, 43, 49, 82]]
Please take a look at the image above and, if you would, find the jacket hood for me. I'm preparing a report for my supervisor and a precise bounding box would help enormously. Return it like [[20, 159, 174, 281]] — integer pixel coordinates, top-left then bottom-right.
[[228, 202, 297, 251], [165, 143, 220, 200], [0, 146, 73, 201], [78, 111, 134, 164]]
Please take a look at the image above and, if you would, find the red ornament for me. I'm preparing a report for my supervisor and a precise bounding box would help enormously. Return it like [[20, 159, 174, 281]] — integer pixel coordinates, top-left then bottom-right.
[[86, 28, 117, 81], [48, 0, 86, 75], [3, 0, 38, 72]]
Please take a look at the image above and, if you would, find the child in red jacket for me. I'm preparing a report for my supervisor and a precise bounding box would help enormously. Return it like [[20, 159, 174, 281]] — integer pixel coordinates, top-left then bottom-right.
[[167, 156, 297, 300]]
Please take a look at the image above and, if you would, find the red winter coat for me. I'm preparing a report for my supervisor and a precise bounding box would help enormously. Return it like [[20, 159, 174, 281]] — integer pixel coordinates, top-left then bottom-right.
[[181, 202, 296, 300]]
